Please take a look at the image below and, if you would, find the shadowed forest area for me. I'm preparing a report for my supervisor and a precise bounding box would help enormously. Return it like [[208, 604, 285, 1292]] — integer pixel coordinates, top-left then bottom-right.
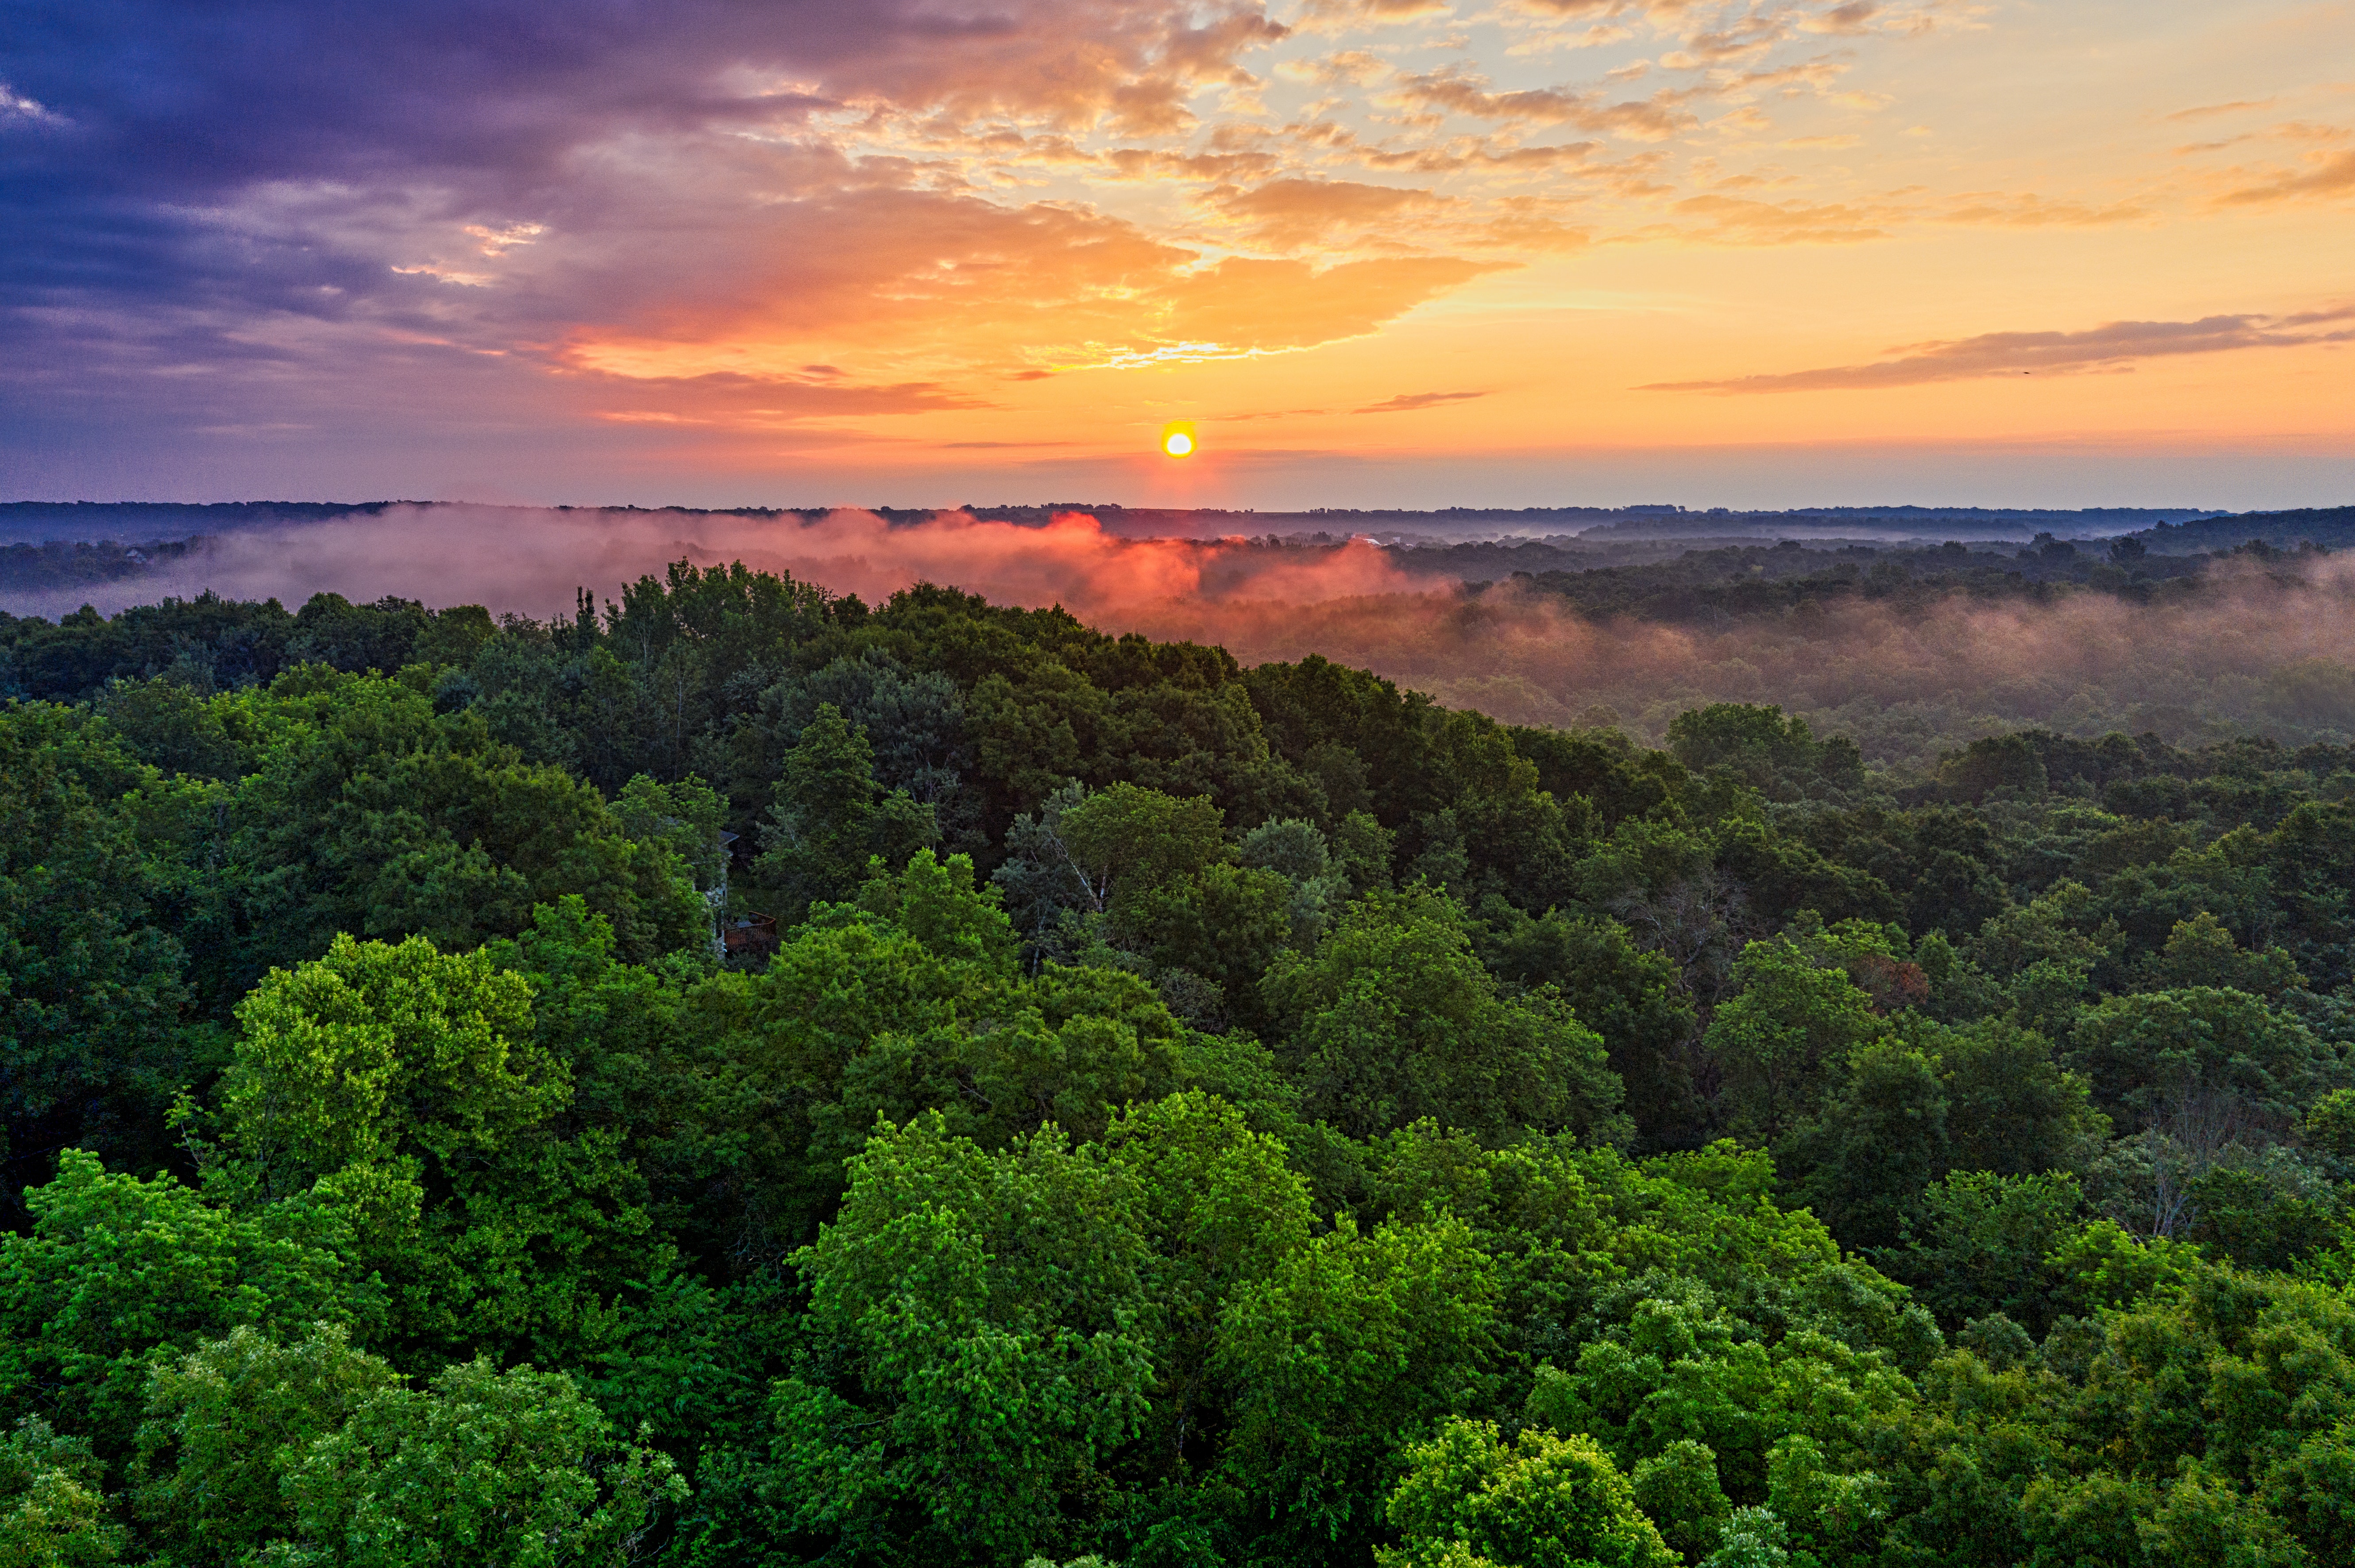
[[5, 562, 2355, 1567]]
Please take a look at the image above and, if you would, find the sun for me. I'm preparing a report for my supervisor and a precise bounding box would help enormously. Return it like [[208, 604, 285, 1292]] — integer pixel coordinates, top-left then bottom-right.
[[1159, 421, 1197, 458]]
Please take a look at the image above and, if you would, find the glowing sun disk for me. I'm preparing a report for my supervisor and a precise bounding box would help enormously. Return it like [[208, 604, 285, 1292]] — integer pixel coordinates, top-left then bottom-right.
[[1160, 421, 1197, 458]]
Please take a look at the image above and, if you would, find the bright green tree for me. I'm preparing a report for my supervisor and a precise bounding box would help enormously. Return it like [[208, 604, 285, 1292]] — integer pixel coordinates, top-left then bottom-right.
[[1380, 1417, 1679, 1568], [217, 931, 677, 1369], [0, 1417, 121, 1567], [133, 1323, 399, 1563], [0, 1152, 378, 1463], [267, 1356, 681, 1567], [220, 933, 559, 1196], [1098, 1093, 1314, 1476], [1058, 781, 1229, 913], [1215, 1214, 1502, 1563], [1632, 1440, 1733, 1562], [761, 1113, 1155, 1566], [612, 772, 728, 894], [850, 848, 1020, 972]]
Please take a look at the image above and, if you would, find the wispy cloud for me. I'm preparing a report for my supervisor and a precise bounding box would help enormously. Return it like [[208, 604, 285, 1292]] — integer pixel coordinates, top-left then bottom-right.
[[1355, 389, 1488, 412], [1212, 406, 1331, 420], [0, 82, 65, 122], [1388, 65, 1693, 138], [1641, 308, 2355, 392], [1663, 193, 1891, 243], [2167, 98, 2277, 122]]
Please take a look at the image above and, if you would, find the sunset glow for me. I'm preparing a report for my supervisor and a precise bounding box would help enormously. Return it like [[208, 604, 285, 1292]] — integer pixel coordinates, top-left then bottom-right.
[[1163, 425, 1197, 459], [2, 0, 2351, 506]]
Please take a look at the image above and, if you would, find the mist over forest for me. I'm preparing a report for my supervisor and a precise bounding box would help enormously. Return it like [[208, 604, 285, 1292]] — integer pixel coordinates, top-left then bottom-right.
[[9, 499, 2355, 775]]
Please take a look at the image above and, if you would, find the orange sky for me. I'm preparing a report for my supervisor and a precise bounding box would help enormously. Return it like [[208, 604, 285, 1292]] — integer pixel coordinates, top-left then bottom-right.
[[3, 0, 2349, 506]]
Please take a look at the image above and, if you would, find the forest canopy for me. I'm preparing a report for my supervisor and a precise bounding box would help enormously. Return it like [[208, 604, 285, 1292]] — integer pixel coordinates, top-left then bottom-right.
[[3, 560, 2354, 1568]]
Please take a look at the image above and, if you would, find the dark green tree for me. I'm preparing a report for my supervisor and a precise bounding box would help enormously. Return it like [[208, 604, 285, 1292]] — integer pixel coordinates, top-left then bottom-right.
[[752, 703, 935, 923], [1484, 908, 1703, 1151], [1705, 935, 1885, 1143], [1263, 887, 1626, 1143], [0, 704, 196, 1198], [1786, 1039, 1951, 1251]]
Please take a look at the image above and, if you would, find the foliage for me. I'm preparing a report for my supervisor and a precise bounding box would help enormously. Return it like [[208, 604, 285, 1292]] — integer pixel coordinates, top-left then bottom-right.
[[5, 561, 2355, 1566], [752, 704, 935, 923], [1265, 886, 1626, 1144], [0, 1152, 380, 1464], [266, 1351, 680, 1567], [0, 1417, 120, 1568], [757, 1113, 1155, 1566], [1216, 1213, 1502, 1563], [1704, 934, 1884, 1143], [1379, 1418, 1678, 1568], [0, 704, 194, 1196]]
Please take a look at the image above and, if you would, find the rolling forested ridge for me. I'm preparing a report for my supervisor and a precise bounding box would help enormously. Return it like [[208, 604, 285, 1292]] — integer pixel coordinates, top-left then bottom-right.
[[7, 562, 2355, 1568]]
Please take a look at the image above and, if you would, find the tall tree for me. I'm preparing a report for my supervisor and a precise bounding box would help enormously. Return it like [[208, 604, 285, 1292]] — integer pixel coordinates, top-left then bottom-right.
[[752, 703, 934, 924]]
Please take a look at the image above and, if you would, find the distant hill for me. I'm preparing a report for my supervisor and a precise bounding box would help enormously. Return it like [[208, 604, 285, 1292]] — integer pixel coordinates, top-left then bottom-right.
[[2130, 506, 2355, 555]]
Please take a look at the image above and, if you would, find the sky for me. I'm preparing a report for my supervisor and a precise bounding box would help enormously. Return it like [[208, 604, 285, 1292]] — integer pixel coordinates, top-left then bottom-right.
[[2, 0, 2350, 511]]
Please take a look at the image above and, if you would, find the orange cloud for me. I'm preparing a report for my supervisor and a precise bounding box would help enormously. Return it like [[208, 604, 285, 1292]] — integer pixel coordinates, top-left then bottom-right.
[[16, 0, 2353, 497], [799, 0, 1294, 137], [1207, 176, 1454, 245], [2220, 149, 2355, 205], [553, 167, 1506, 400], [1127, 254, 1511, 356]]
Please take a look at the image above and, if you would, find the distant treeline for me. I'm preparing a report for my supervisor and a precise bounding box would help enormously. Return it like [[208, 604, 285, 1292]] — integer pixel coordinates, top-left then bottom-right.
[[1463, 536, 2233, 622], [0, 536, 208, 593], [2137, 504, 2355, 554]]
